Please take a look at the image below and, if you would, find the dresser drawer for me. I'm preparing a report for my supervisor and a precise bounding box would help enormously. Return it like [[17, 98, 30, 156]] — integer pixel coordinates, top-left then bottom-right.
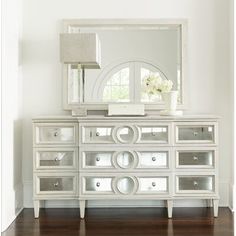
[[137, 177, 169, 194], [80, 149, 170, 171], [34, 123, 77, 145], [82, 177, 114, 194], [82, 126, 114, 144], [175, 122, 217, 144], [176, 175, 215, 194], [81, 151, 114, 169], [35, 173, 77, 195], [34, 148, 77, 170], [137, 125, 169, 144], [137, 151, 169, 169], [80, 123, 170, 145], [80, 174, 170, 196], [176, 149, 215, 169]]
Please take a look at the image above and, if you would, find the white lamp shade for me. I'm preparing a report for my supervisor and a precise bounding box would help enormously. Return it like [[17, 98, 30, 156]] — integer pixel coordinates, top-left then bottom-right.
[[60, 33, 101, 69]]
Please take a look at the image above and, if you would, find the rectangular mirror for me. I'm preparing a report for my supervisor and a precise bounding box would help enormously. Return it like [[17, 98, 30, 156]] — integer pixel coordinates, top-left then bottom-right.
[[62, 19, 187, 111]]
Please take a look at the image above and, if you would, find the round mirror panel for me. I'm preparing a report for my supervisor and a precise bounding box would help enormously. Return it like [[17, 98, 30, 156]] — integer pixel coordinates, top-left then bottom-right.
[[116, 152, 134, 169], [117, 126, 134, 143], [116, 177, 135, 194]]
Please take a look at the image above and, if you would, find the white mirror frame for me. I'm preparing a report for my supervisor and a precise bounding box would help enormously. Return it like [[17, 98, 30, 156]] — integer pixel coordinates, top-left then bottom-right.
[[61, 19, 188, 111]]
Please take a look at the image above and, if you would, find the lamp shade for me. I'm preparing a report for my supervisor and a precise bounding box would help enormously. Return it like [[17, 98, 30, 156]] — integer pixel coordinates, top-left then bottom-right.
[[60, 33, 101, 69]]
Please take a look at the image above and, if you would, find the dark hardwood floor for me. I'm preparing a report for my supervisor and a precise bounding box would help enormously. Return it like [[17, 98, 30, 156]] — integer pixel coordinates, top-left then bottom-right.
[[2, 207, 233, 236]]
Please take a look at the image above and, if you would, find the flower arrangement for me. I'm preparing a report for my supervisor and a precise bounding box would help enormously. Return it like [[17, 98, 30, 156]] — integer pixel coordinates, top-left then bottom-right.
[[142, 73, 173, 95]]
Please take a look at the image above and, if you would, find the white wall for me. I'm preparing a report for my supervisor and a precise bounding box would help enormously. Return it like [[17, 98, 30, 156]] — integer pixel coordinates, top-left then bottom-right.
[[22, 0, 233, 208], [1, 0, 23, 231], [214, 0, 234, 209]]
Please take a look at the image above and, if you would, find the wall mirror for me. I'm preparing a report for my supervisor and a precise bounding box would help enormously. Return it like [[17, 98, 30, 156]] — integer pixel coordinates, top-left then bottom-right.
[[62, 19, 187, 111]]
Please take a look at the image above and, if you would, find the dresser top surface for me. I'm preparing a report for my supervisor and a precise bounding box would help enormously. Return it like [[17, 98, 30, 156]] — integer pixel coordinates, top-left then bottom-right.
[[32, 114, 220, 122]]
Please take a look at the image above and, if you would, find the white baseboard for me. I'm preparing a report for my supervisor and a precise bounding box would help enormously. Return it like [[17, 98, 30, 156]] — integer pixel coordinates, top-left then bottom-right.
[[15, 182, 24, 213], [23, 180, 231, 208], [228, 183, 235, 211], [2, 207, 24, 232], [2, 182, 24, 232]]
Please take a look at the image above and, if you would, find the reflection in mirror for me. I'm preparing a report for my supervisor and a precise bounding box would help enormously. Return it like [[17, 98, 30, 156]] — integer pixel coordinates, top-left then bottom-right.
[[86, 177, 113, 192], [117, 126, 134, 143], [117, 177, 135, 194], [116, 152, 134, 169], [63, 20, 186, 110]]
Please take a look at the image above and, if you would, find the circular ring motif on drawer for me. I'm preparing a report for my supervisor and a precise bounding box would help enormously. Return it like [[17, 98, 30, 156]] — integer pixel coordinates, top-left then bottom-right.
[[112, 125, 138, 144], [113, 176, 138, 195], [113, 151, 138, 169]]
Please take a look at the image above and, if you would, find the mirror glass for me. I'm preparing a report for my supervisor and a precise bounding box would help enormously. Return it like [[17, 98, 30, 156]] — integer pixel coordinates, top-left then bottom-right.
[[116, 151, 134, 169], [63, 20, 186, 110], [117, 177, 135, 194], [117, 126, 134, 143]]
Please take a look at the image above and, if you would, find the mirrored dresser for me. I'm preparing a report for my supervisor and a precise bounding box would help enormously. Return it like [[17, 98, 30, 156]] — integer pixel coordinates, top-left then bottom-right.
[[32, 115, 219, 218]]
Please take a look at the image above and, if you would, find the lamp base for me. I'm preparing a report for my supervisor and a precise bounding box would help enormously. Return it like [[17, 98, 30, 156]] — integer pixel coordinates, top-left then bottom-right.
[[160, 110, 183, 116]]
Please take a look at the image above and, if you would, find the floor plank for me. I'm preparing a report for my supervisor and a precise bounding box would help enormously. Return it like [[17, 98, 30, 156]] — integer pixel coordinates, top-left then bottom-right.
[[2, 207, 233, 236]]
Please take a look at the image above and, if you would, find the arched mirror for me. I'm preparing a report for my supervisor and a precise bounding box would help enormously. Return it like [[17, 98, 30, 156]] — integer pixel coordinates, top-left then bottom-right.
[[62, 19, 187, 111]]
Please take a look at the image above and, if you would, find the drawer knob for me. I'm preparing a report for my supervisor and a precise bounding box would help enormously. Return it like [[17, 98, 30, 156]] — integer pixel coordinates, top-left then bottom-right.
[[152, 157, 156, 161], [152, 182, 156, 187], [193, 131, 198, 136], [55, 157, 60, 162], [53, 182, 59, 187], [96, 157, 100, 162], [193, 156, 198, 161], [193, 181, 198, 186], [54, 131, 59, 137], [96, 132, 100, 137], [96, 182, 100, 187]]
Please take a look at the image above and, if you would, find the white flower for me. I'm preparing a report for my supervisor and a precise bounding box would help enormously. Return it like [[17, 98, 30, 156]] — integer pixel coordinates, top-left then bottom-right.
[[159, 79, 173, 93], [142, 73, 173, 95]]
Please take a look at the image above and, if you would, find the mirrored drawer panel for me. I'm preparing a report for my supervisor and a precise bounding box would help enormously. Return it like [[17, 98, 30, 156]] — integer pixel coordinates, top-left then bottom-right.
[[116, 126, 136, 144], [115, 151, 137, 169], [35, 124, 76, 145], [83, 177, 113, 194], [82, 127, 114, 143], [176, 150, 214, 168], [82, 151, 113, 169], [138, 151, 168, 169], [138, 126, 169, 143], [137, 177, 168, 193], [176, 175, 215, 193], [35, 149, 76, 170], [36, 175, 76, 195], [176, 125, 215, 143]]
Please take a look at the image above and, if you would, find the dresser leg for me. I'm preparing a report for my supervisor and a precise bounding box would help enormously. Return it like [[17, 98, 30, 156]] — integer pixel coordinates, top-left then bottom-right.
[[206, 199, 212, 207], [213, 199, 219, 217], [80, 200, 86, 218], [34, 200, 40, 218], [167, 200, 173, 218]]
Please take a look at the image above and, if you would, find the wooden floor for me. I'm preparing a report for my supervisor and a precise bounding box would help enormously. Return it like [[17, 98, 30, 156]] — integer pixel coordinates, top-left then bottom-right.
[[2, 207, 233, 236]]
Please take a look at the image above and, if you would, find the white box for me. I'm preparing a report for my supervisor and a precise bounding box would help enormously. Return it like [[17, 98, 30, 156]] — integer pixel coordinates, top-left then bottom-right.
[[108, 104, 145, 116]]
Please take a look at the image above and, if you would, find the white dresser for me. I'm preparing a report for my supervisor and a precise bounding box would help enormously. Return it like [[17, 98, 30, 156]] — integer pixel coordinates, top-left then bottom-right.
[[33, 115, 219, 218]]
